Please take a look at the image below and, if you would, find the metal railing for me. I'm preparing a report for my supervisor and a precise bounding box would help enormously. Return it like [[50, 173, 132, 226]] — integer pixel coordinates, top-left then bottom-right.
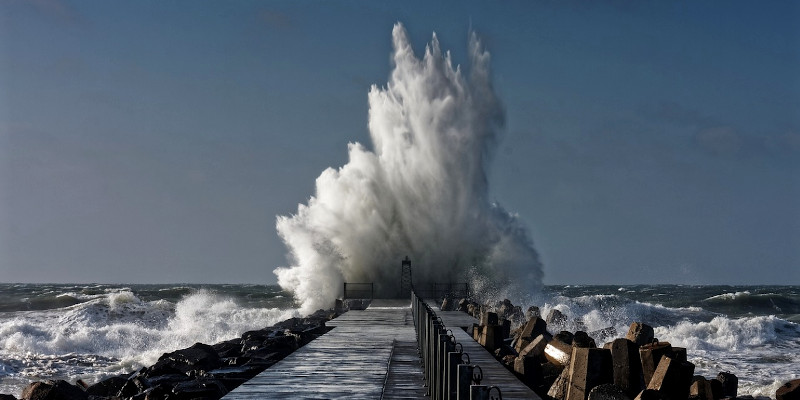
[[411, 289, 502, 400], [343, 282, 374, 299], [415, 283, 470, 301]]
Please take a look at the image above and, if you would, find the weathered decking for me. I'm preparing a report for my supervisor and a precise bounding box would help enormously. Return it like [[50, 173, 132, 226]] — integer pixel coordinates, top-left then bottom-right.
[[224, 299, 539, 399], [223, 299, 426, 399], [432, 305, 542, 400]]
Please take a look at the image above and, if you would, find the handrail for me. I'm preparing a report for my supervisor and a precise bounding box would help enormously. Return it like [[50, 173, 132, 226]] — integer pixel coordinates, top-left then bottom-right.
[[411, 288, 502, 400]]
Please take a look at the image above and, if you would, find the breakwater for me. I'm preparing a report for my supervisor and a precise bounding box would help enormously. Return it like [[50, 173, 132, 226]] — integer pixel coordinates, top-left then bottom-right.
[[440, 296, 800, 400]]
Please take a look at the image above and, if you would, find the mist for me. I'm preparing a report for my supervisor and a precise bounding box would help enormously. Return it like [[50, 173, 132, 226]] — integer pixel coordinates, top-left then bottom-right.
[[275, 23, 543, 313]]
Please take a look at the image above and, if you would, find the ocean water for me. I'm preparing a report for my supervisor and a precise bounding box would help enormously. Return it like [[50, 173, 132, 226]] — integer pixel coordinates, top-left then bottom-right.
[[0, 284, 798, 398]]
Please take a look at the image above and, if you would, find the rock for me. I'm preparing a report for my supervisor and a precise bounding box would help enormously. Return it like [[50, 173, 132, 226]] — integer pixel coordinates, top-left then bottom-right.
[[639, 342, 672, 386], [716, 372, 738, 399], [626, 323, 655, 347], [527, 305, 541, 320], [85, 376, 128, 397], [457, 298, 470, 312], [610, 338, 644, 398], [212, 338, 244, 358], [555, 331, 575, 345], [589, 383, 631, 400], [646, 355, 695, 400], [149, 342, 223, 376], [565, 347, 613, 400], [118, 376, 150, 398], [573, 331, 596, 348], [547, 309, 568, 326], [170, 379, 227, 400], [0, 395, 17, 400], [21, 380, 87, 400], [776, 379, 800, 400], [497, 299, 514, 320]]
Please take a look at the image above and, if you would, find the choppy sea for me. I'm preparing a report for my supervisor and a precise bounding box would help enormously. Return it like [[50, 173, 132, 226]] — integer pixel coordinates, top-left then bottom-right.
[[0, 284, 798, 398]]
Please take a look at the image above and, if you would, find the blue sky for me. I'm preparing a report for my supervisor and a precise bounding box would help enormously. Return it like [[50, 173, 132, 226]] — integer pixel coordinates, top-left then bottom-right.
[[1, 1, 798, 284]]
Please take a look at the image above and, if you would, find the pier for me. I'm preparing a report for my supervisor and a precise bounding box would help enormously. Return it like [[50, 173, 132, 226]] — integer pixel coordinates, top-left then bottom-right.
[[223, 295, 540, 399]]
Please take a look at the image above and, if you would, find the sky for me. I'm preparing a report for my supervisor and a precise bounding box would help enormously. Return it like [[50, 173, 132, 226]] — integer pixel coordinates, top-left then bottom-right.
[[0, 1, 798, 285]]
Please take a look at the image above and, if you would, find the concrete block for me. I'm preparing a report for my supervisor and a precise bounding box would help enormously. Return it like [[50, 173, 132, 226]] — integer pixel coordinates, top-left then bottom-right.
[[646, 355, 695, 400], [521, 317, 549, 340], [776, 379, 800, 400], [573, 331, 596, 348], [548, 362, 572, 400], [690, 376, 714, 400], [626, 322, 655, 347], [611, 338, 644, 398], [639, 342, 672, 386], [514, 356, 544, 386], [545, 339, 574, 366], [565, 347, 613, 400], [716, 372, 738, 399], [479, 324, 503, 352], [589, 383, 632, 400], [527, 305, 541, 319], [634, 389, 667, 400], [481, 311, 499, 326], [520, 334, 549, 360]]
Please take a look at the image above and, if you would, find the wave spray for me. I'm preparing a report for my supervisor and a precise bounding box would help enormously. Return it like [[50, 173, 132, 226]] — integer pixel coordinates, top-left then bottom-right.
[[275, 23, 543, 314]]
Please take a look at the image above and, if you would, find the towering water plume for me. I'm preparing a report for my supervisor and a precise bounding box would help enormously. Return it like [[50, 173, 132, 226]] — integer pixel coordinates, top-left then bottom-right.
[[275, 23, 543, 314]]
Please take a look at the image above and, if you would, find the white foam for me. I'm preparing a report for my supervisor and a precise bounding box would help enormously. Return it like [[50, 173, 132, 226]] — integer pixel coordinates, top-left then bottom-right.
[[275, 23, 543, 314]]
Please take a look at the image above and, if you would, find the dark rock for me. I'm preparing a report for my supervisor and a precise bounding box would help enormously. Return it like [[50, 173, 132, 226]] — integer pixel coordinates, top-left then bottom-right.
[[527, 305, 541, 320], [144, 373, 191, 388], [85, 376, 128, 397], [776, 379, 800, 400], [0, 395, 17, 400], [547, 309, 568, 326], [212, 338, 244, 358], [589, 383, 631, 400], [149, 342, 223, 376], [626, 323, 655, 347], [21, 380, 87, 400], [171, 379, 227, 400], [118, 376, 150, 398], [457, 298, 470, 312]]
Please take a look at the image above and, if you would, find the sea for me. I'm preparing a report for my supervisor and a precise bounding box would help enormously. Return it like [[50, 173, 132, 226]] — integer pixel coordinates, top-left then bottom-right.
[[0, 284, 798, 398]]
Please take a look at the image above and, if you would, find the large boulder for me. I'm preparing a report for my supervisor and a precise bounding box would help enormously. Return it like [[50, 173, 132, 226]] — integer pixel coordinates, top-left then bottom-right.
[[21, 380, 87, 400], [149, 342, 223, 376], [85, 376, 128, 397]]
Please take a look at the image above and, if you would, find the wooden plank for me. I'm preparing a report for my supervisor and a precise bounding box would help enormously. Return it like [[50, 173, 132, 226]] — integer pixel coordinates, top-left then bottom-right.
[[223, 304, 426, 400]]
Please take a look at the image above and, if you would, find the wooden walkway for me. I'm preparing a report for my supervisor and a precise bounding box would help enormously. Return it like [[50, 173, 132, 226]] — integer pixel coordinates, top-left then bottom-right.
[[223, 299, 426, 399]]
